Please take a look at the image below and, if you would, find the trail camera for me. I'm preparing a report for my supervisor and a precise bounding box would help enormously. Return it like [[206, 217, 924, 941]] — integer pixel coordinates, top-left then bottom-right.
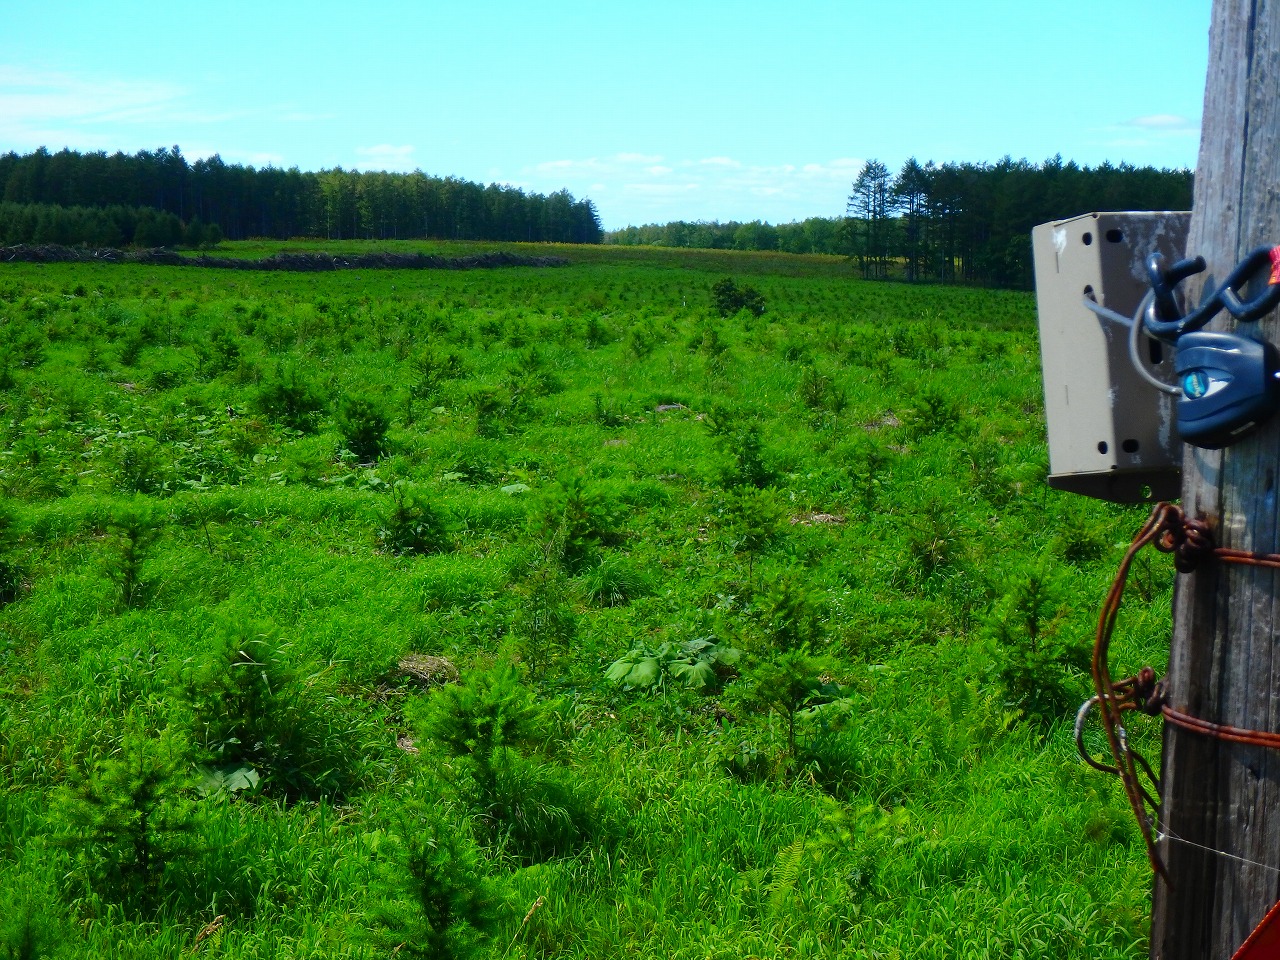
[[1032, 211, 1190, 503]]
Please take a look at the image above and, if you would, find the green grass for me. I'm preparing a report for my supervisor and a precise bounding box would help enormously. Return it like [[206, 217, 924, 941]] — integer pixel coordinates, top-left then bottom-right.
[[0, 240, 1167, 958]]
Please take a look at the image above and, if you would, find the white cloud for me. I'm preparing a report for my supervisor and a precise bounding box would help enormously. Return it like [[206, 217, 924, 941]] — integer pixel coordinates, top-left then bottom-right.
[[0, 65, 182, 123], [519, 151, 868, 228], [0, 65, 184, 149], [1128, 114, 1195, 129], [623, 182, 700, 195], [354, 144, 416, 171], [1098, 114, 1200, 158]]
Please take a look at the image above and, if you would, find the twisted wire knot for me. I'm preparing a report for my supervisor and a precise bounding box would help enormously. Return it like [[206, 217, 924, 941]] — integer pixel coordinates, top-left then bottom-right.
[[1152, 504, 1214, 573]]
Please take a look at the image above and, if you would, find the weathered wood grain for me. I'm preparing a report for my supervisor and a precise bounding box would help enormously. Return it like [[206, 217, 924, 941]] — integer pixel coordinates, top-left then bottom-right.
[[1151, 2, 1280, 957]]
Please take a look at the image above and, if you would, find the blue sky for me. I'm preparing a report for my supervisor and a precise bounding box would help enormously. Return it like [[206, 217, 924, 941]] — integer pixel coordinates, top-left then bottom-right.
[[2, 0, 1209, 231]]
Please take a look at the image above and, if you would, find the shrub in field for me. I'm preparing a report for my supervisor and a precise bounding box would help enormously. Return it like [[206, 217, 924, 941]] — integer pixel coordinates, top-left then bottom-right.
[[197, 328, 241, 377], [50, 726, 200, 915], [798, 710, 863, 799], [0, 354, 16, 392], [408, 347, 467, 414], [117, 326, 151, 367], [83, 340, 107, 373], [336, 393, 391, 461], [417, 664, 595, 861], [985, 567, 1088, 726], [798, 363, 847, 418], [754, 573, 825, 652], [908, 388, 960, 436], [445, 439, 504, 484], [532, 475, 620, 573], [628, 321, 658, 359], [380, 482, 450, 556], [842, 439, 890, 511], [510, 558, 576, 680], [182, 624, 363, 801], [1055, 511, 1111, 565], [0, 876, 67, 960], [4, 434, 65, 500], [418, 663, 546, 770], [591, 391, 625, 427], [470, 385, 520, 438], [103, 506, 161, 610], [720, 487, 784, 583], [108, 434, 172, 496], [507, 345, 562, 398], [689, 324, 730, 361], [479, 752, 600, 862], [365, 801, 500, 960], [744, 648, 841, 761], [254, 361, 326, 431], [711, 277, 766, 318], [705, 405, 773, 488], [0, 500, 23, 607], [904, 504, 958, 585], [144, 356, 188, 391]]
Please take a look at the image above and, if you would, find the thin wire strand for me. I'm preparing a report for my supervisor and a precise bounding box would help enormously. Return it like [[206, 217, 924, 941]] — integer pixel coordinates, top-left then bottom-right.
[[1157, 826, 1280, 875], [1081, 293, 1181, 395]]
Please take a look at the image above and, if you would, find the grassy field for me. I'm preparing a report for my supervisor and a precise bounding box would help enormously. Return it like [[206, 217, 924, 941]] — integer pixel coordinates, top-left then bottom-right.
[[0, 241, 1170, 958]]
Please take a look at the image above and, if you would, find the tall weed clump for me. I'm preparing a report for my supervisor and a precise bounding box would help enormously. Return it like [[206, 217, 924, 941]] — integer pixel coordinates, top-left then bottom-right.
[[181, 623, 365, 801], [581, 552, 651, 607]]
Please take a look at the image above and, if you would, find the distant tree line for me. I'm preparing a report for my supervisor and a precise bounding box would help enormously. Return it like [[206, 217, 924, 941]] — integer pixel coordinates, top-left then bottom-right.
[[0, 202, 223, 249], [0, 146, 603, 246], [606, 156, 1193, 289], [607, 217, 845, 256]]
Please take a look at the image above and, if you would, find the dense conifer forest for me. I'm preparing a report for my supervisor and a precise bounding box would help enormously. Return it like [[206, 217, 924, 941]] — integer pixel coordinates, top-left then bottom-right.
[[0, 147, 604, 246], [607, 156, 1193, 289], [1, 148, 1191, 291]]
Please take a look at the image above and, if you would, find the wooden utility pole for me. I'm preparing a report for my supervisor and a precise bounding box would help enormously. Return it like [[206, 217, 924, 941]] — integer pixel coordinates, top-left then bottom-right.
[[1151, 3, 1280, 958]]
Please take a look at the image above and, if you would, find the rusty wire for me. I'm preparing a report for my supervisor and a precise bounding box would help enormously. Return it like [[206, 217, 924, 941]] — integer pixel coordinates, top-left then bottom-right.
[[1087, 503, 1192, 881], [1085, 501, 1280, 884]]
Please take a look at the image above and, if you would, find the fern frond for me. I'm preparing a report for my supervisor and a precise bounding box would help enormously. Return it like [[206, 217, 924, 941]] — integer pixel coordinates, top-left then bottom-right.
[[766, 838, 807, 917]]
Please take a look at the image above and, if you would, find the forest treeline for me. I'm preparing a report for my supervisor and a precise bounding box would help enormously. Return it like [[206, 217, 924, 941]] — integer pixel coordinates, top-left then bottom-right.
[[606, 156, 1194, 289], [0, 202, 220, 250], [0, 146, 603, 246]]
